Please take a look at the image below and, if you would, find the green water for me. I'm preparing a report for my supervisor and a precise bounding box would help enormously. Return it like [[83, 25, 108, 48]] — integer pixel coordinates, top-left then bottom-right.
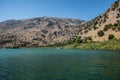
[[0, 48, 120, 80]]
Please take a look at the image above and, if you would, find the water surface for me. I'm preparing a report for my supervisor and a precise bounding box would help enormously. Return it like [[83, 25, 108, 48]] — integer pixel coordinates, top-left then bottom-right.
[[0, 48, 120, 80]]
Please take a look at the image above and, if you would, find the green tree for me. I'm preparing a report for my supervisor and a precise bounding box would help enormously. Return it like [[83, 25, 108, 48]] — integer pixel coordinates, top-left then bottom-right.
[[98, 30, 104, 37], [83, 36, 92, 43], [108, 34, 115, 40], [104, 23, 113, 31], [117, 13, 120, 18], [75, 36, 83, 43]]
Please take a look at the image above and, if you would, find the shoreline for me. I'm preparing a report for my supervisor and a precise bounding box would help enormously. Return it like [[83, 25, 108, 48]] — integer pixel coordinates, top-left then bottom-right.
[[1, 40, 120, 50]]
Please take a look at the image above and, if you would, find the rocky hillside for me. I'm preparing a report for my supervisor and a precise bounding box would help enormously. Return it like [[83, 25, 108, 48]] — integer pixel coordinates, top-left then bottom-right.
[[0, 17, 84, 48], [79, 0, 120, 41], [0, 0, 120, 48]]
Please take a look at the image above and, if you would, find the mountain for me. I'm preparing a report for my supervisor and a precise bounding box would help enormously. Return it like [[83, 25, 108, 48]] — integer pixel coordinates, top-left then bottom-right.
[[0, 17, 85, 48], [79, 0, 120, 41], [0, 0, 120, 48]]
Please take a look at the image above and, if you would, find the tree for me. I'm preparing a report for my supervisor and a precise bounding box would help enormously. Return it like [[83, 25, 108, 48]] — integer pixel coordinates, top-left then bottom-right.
[[117, 13, 120, 18], [75, 36, 83, 43], [93, 26, 98, 30], [108, 34, 115, 40], [98, 30, 104, 37], [104, 23, 113, 31], [83, 36, 92, 43]]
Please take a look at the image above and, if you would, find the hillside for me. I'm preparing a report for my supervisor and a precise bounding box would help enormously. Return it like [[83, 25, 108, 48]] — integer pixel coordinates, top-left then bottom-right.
[[0, 0, 120, 49], [0, 17, 84, 48], [61, 0, 120, 50], [79, 0, 120, 41]]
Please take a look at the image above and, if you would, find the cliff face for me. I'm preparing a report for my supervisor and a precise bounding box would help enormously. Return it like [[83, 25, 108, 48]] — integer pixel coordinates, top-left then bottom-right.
[[79, 0, 120, 41], [0, 17, 84, 48]]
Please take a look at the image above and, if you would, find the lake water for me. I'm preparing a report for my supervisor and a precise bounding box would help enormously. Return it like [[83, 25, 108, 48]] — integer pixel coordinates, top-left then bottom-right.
[[0, 48, 120, 80]]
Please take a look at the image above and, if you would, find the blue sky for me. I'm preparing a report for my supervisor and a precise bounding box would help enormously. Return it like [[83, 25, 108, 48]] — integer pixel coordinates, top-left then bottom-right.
[[0, 0, 116, 21]]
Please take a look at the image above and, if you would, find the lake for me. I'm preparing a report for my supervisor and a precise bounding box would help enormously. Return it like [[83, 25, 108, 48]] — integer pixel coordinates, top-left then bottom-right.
[[0, 48, 120, 80]]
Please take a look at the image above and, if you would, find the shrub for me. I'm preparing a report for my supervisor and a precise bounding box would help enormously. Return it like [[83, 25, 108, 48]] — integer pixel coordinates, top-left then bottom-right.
[[75, 36, 83, 43], [98, 30, 104, 37], [103, 26, 108, 31], [117, 26, 120, 31], [116, 13, 120, 18], [113, 21, 120, 31], [116, 20, 120, 24], [108, 34, 115, 40], [83, 36, 92, 43], [84, 30, 88, 34], [93, 26, 98, 30], [104, 24, 113, 31], [112, 27, 116, 30], [113, 23, 118, 27]]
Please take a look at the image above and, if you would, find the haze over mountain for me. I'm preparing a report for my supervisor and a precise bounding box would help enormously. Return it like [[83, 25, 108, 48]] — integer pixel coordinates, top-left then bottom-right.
[[0, 0, 120, 48]]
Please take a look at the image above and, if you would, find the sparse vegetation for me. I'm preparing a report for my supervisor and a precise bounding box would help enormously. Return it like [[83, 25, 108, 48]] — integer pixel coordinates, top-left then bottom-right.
[[104, 21, 120, 31], [104, 23, 112, 31], [111, 0, 119, 11], [103, 14, 108, 23]]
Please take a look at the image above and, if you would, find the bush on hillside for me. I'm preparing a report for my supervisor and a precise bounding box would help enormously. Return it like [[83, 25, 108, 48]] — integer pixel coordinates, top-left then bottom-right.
[[93, 26, 98, 30], [108, 34, 115, 40], [98, 30, 104, 37], [104, 23, 113, 31], [117, 13, 120, 18], [83, 36, 92, 43]]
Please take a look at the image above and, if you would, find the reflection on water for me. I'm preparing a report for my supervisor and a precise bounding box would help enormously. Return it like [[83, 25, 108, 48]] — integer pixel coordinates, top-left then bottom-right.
[[0, 48, 120, 80]]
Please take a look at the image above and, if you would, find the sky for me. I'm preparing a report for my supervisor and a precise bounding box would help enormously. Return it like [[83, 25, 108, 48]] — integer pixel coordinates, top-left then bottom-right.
[[0, 0, 116, 22]]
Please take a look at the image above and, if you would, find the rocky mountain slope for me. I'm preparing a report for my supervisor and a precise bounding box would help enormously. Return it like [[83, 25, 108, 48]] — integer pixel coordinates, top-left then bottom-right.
[[0, 0, 120, 48], [79, 0, 120, 41], [0, 17, 84, 48]]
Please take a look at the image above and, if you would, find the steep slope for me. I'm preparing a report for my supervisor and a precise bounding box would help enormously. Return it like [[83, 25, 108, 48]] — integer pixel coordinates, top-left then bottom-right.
[[79, 0, 120, 41], [0, 17, 84, 48]]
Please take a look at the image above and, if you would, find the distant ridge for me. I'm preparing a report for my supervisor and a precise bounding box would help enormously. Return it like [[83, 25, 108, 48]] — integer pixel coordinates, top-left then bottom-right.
[[0, 17, 84, 48]]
